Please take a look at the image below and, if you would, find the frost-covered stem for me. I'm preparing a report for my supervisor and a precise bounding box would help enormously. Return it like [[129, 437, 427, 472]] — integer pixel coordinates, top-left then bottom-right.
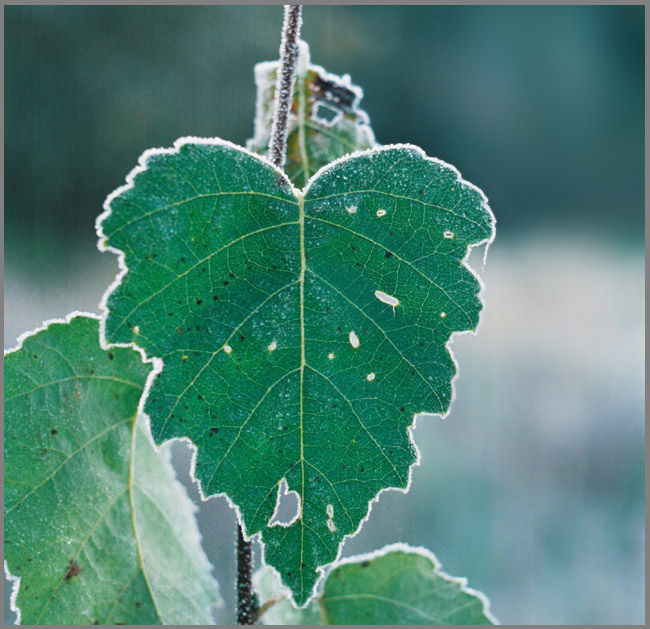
[[236, 525, 257, 624], [269, 4, 303, 169]]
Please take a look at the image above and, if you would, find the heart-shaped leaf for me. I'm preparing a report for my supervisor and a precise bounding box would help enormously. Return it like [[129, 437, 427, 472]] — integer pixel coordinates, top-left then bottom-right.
[[98, 139, 494, 605], [256, 544, 497, 625], [4, 315, 220, 625]]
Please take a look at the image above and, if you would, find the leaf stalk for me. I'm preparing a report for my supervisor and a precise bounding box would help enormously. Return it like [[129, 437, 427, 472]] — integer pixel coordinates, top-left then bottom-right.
[[269, 5, 303, 170]]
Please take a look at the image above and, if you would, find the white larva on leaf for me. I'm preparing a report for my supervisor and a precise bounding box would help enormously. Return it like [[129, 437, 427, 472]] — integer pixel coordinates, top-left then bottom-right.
[[349, 331, 360, 348], [366, 372, 376, 381], [268, 341, 277, 352], [223, 344, 232, 354], [376, 209, 387, 217], [374, 290, 399, 313]]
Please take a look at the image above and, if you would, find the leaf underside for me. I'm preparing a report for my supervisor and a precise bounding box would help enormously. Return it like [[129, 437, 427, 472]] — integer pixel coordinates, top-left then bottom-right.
[[4, 316, 219, 625], [100, 140, 494, 605], [256, 545, 496, 625], [247, 40, 376, 187]]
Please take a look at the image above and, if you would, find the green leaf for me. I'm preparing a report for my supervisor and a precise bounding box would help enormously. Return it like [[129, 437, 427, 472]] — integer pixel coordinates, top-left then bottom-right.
[[98, 139, 494, 605], [4, 315, 220, 625], [247, 40, 376, 187], [256, 545, 496, 625]]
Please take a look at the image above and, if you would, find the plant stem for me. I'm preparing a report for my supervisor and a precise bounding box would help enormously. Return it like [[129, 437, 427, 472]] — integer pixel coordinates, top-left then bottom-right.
[[236, 524, 257, 625], [236, 7, 303, 624], [269, 4, 303, 170]]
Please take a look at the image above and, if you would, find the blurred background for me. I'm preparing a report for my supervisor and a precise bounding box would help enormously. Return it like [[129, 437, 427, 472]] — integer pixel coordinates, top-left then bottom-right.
[[4, 5, 644, 625]]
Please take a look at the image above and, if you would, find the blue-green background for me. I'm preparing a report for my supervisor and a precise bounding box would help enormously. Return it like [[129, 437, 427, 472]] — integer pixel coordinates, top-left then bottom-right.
[[5, 5, 644, 625]]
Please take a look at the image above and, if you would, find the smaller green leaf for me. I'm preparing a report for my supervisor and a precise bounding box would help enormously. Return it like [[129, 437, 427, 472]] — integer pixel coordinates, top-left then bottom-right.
[[247, 40, 376, 186], [4, 315, 220, 625], [256, 544, 496, 625]]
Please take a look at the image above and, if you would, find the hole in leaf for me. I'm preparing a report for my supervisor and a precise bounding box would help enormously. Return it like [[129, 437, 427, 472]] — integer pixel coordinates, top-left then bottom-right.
[[269, 478, 301, 526]]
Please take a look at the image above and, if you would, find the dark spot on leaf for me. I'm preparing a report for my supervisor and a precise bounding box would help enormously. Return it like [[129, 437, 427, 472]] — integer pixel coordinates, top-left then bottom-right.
[[180, 257, 185, 262], [400, 407, 405, 412], [197, 394, 203, 400], [168, 312, 174, 316], [361, 560, 370, 567], [229, 272, 235, 278], [135, 602, 141, 608], [108, 352, 114, 360], [384, 252, 392, 258], [240, 335, 245, 342], [223, 281, 229, 285], [65, 560, 81, 581], [196, 299, 203, 305], [50, 429, 58, 435], [213, 295, 219, 300]]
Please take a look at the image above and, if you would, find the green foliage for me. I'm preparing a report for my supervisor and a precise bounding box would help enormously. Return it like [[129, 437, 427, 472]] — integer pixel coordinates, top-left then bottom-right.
[[247, 41, 375, 187], [256, 545, 496, 625], [98, 138, 494, 605], [4, 316, 219, 625]]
